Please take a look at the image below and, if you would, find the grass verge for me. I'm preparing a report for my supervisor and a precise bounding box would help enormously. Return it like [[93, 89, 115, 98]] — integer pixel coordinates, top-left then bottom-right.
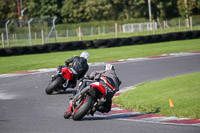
[[0, 38, 200, 74], [113, 72, 200, 119]]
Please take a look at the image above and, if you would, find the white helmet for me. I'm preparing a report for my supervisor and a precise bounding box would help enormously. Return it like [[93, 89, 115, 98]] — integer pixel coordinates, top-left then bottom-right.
[[104, 64, 115, 71], [80, 51, 90, 61]]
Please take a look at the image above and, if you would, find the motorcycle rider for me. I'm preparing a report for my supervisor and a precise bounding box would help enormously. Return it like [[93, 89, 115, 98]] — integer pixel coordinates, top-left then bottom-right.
[[82, 64, 121, 114], [54, 51, 90, 88]]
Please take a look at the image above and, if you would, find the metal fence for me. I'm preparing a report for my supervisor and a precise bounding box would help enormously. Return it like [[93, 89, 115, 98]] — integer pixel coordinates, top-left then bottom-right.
[[1, 16, 200, 48], [122, 22, 158, 33]]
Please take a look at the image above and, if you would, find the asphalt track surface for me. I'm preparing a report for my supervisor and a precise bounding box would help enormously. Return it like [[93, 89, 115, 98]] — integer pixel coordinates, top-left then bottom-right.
[[0, 54, 200, 133]]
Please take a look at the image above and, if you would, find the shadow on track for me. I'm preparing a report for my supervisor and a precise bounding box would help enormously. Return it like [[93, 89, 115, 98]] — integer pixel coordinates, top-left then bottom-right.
[[81, 113, 146, 121], [49, 89, 77, 95]]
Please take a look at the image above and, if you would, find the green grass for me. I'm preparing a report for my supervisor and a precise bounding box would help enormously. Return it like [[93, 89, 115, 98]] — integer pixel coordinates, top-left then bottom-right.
[[113, 72, 200, 119], [0, 38, 200, 74]]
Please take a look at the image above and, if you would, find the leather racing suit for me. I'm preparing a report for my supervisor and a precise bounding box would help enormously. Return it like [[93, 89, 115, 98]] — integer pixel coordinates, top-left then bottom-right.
[[88, 69, 121, 113], [58, 56, 89, 87]]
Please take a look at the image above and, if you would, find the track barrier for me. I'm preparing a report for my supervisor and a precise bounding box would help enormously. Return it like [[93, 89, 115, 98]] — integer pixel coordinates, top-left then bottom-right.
[[0, 30, 200, 57]]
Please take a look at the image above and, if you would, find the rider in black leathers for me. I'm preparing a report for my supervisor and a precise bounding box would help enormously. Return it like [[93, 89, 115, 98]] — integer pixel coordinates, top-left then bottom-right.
[[56, 51, 90, 87], [79, 64, 121, 113]]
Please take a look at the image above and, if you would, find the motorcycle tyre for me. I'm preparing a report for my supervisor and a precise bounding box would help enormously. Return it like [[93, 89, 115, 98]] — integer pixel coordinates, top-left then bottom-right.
[[72, 95, 94, 121], [45, 76, 64, 94], [64, 111, 71, 119]]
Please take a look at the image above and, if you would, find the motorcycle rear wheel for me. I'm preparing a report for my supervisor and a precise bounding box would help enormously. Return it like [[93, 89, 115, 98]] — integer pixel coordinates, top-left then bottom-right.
[[45, 76, 64, 94], [72, 95, 94, 121]]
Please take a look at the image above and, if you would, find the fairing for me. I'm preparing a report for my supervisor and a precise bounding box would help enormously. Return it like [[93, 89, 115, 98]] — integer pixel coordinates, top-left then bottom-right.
[[90, 82, 107, 96], [61, 67, 73, 80]]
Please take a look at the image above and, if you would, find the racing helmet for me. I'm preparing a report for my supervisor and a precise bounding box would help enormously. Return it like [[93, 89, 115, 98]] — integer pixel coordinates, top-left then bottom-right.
[[80, 51, 90, 61], [104, 64, 115, 71]]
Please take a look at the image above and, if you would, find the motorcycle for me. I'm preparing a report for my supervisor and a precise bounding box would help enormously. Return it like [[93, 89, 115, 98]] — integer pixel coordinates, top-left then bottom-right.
[[45, 66, 77, 95], [63, 77, 110, 121]]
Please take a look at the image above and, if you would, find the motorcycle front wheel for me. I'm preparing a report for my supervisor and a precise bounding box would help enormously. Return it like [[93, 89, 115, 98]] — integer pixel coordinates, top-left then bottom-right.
[[64, 111, 71, 119], [72, 95, 94, 121], [45, 76, 65, 94]]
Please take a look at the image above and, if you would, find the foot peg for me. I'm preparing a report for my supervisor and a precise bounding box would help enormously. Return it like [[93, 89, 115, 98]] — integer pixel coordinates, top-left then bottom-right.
[[68, 95, 74, 100]]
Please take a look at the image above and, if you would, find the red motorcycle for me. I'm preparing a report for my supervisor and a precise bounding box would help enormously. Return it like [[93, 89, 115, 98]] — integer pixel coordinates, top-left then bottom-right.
[[63, 77, 110, 120], [45, 66, 76, 95]]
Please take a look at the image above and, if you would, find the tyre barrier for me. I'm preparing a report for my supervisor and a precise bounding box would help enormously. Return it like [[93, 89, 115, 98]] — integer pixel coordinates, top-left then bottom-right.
[[118, 37, 133, 46], [82, 40, 94, 49], [107, 38, 122, 47], [71, 41, 86, 50], [0, 48, 8, 56], [0, 30, 200, 57], [93, 39, 109, 48], [45, 43, 61, 52]]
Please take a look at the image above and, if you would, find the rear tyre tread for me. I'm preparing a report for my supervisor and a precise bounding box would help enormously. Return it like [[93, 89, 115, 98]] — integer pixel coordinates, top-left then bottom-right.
[[45, 76, 64, 94]]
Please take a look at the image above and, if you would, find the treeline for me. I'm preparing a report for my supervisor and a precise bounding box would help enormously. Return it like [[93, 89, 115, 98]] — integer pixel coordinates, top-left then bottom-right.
[[0, 0, 199, 23]]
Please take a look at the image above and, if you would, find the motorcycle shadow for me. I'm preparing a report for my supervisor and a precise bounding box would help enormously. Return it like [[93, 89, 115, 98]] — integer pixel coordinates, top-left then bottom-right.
[[51, 89, 77, 95], [82, 113, 146, 121]]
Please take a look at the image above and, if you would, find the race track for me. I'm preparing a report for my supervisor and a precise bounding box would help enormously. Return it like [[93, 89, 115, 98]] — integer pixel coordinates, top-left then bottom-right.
[[0, 54, 200, 133]]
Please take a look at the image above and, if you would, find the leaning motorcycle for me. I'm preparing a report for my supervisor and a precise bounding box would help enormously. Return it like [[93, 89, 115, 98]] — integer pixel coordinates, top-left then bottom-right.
[[63, 77, 110, 121], [45, 66, 76, 95]]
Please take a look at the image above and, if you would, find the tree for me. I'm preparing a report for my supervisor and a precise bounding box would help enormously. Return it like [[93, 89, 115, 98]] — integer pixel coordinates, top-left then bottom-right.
[[111, 0, 146, 20], [1, 0, 198, 24], [149, 0, 179, 20], [84, 0, 114, 21], [0, 0, 18, 20], [61, 0, 114, 23], [26, 0, 62, 22], [111, 0, 151, 20], [25, 0, 40, 18], [61, 0, 86, 23], [177, 0, 199, 18]]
